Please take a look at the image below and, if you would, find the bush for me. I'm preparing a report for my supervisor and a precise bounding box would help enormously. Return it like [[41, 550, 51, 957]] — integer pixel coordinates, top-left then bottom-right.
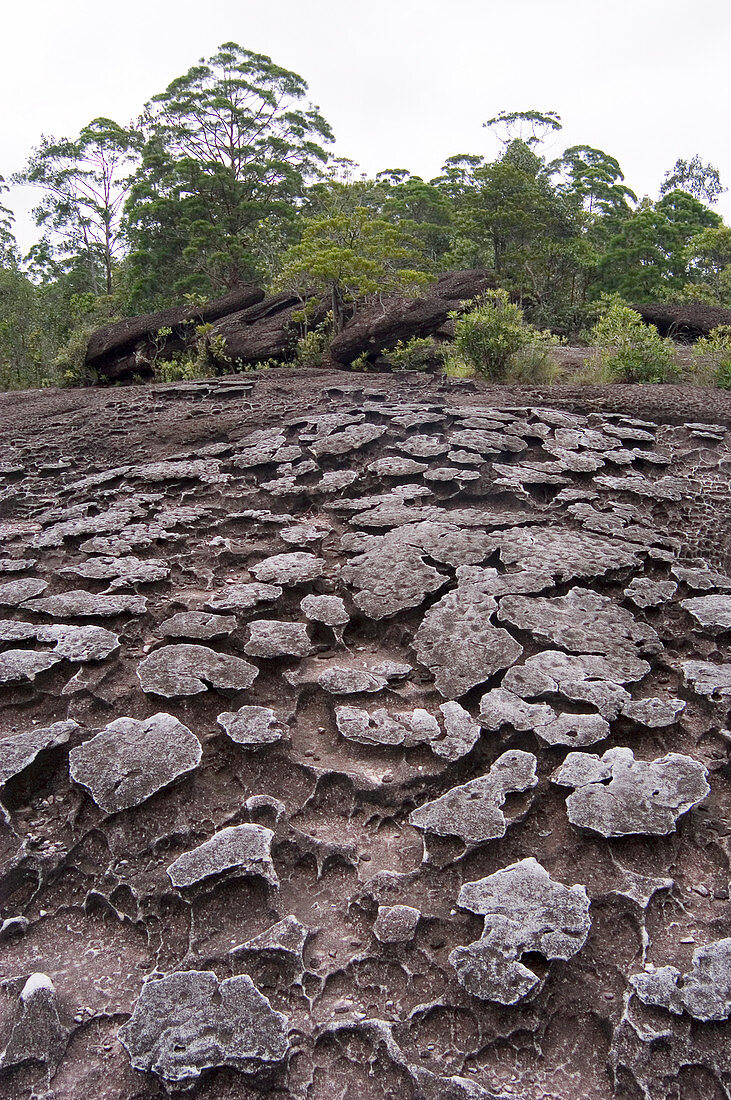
[[590, 296, 679, 383], [449, 289, 558, 382], [692, 324, 731, 388], [295, 313, 333, 368], [385, 336, 442, 372]]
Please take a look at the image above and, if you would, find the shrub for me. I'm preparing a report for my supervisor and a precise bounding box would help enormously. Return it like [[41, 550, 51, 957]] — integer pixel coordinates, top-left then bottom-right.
[[590, 297, 679, 383], [692, 324, 731, 388], [295, 314, 333, 368], [449, 289, 558, 382], [385, 336, 442, 372]]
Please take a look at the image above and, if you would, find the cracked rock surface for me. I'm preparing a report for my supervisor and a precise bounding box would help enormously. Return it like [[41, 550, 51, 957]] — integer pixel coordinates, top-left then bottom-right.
[[0, 370, 729, 1099]]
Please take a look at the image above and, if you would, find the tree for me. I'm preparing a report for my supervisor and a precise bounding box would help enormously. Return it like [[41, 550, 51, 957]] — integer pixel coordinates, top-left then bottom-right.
[[598, 190, 720, 299], [125, 42, 334, 306], [550, 145, 636, 227], [660, 155, 725, 205], [685, 226, 731, 303], [277, 181, 432, 332], [17, 118, 141, 295], [0, 176, 19, 265], [483, 109, 562, 150]]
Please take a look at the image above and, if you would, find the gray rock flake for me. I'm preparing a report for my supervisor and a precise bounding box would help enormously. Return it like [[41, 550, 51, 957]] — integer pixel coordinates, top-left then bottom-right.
[[551, 747, 710, 837], [69, 713, 202, 812], [167, 824, 277, 888], [118, 970, 288, 1083], [217, 705, 287, 747], [449, 858, 591, 1004], [137, 644, 258, 696]]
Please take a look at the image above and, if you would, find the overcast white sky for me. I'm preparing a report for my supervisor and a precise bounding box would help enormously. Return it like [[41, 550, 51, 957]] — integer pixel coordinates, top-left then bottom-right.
[[3, 0, 731, 252]]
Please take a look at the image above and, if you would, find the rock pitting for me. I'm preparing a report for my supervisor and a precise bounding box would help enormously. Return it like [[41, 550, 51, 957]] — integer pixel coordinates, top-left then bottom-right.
[[0, 370, 729, 1099]]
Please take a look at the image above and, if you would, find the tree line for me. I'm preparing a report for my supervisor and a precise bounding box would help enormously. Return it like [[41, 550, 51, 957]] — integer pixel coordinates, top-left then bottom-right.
[[1, 41, 729, 387]]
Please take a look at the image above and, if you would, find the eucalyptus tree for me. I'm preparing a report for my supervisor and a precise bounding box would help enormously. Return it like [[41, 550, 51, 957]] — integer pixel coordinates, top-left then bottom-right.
[[17, 118, 141, 294], [125, 42, 334, 306]]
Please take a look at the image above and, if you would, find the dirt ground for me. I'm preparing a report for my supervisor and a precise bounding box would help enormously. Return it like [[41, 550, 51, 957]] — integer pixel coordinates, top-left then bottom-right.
[[0, 370, 729, 1100]]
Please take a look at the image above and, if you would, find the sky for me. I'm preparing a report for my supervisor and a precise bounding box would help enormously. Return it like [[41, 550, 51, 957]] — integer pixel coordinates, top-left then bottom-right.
[[3, 0, 731, 253]]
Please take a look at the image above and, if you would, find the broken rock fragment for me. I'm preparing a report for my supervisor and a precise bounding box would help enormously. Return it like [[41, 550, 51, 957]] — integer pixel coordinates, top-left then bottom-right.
[[23, 589, 147, 618], [244, 619, 314, 658], [336, 706, 440, 748], [204, 582, 282, 612], [414, 585, 522, 697], [374, 904, 421, 943], [630, 939, 731, 1022], [118, 970, 289, 1084], [681, 594, 731, 633], [431, 701, 481, 761], [69, 713, 201, 812], [0, 720, 77, 789], [551, 747, 710, 836], [449, 858, 591, 1004], [250, 552, 326, 585], [158, 610, 237, 640], [137, 643, 258, 696], [410, 749, 537, 847], [217, 705, 287, 747], [167, 824, 278, 888], [0, 648, 63, 682], [498, 587, 660, 658], [0, 973, 70, 1074], [300, 593, 349, 626]]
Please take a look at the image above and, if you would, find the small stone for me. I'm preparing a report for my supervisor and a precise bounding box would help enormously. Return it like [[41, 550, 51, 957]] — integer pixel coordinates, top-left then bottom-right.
[[137, 644, 258, 696], [374, 904, 421, 943]]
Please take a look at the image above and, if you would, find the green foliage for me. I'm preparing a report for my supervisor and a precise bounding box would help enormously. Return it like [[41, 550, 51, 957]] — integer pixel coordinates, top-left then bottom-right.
[[385, 336, 442, 372], [598, 190, 721, 300], [449, 289, 557, 381], [295, 313, 334, 368], [692, 325, 731, 388], [53, 293, 121, 386], [590, 296, 679, 383], [16, 118, 142, 295], [125, 41, 334, 307], [277, 181, 433, 331], [660, 155, 725, 206]]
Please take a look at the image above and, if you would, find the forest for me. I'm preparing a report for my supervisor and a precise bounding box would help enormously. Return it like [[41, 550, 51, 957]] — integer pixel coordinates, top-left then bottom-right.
[[2, 40, 730, 390]]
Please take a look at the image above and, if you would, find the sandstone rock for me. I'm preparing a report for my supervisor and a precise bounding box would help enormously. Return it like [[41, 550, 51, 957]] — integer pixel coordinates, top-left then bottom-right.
[[0, 720, 77, 789], [0, 577, 47, 606], [497, 587, 661, 658], [502, 650, 647, 720], [24, 589, 147, 618], [300, 593, 349, 626], [432, 701, 482, 761], [36, 624, 120, 661], [551, 748, 710, 837], [69, 713, 202, 812], [682, 659, 731, 698], [681, 594, 731, 632], [449, 858, 591, 1004], [410, 750, 537, 847], [336, 706, 440, 748], [118, 970, 288, 1083], [245, 620, 313, 658], [0, 973, 70, 1073], [250, 552, 327, 585], [0, 648, 63, 682], [414, 586, 522, 697], [630, 939, 731, 1022], [167, 824, 277, 888], [204, 582, 282, 612], [374, 904, 421, 943], [137, 644, 258, 696], [159, 610, 237, 640], [624, 577, 677, 608], [217, 704, 287, 747]]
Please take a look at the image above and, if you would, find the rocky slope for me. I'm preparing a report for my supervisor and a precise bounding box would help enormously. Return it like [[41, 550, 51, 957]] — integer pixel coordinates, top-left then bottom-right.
[[0, 370, 729, 1099]]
